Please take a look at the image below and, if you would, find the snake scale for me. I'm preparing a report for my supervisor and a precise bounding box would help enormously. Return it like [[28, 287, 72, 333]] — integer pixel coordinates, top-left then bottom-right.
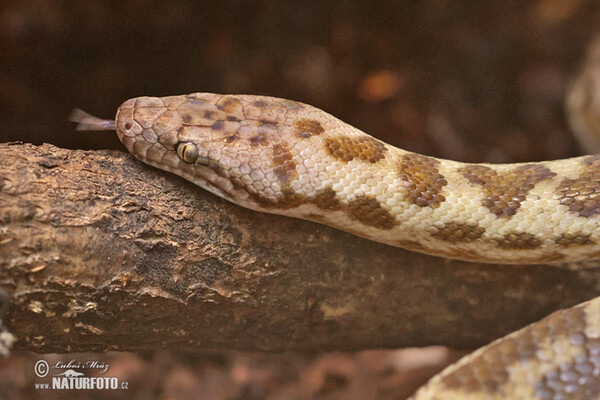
[[70, 49, 600, 398]]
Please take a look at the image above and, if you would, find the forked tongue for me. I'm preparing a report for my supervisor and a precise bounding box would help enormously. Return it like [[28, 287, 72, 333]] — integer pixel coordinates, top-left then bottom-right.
[[69, 109, 117, 131]]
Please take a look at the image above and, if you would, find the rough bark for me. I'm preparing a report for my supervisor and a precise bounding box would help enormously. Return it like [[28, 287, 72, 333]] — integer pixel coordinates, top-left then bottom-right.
[[0, 142, 599, 354]]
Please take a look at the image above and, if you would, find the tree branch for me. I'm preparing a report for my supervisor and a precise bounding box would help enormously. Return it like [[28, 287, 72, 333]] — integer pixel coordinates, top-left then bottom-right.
[[0, 142, 599, 353]]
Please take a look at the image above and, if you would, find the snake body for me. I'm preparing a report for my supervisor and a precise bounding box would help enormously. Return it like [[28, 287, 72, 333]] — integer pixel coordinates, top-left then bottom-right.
[[87, 93, 600, 265], [72, 91, 600, 398]]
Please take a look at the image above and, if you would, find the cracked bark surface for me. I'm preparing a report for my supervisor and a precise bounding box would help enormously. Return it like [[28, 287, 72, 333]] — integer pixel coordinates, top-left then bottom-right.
[[0, 142, 599, 354]]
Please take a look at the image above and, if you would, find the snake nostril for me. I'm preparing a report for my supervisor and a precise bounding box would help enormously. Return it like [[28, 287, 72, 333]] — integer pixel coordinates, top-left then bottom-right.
[[125, 122, 133, 130]]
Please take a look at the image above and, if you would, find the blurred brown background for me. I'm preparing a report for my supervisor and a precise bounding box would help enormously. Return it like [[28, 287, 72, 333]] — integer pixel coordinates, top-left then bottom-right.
[[1, 0, 599, 399]]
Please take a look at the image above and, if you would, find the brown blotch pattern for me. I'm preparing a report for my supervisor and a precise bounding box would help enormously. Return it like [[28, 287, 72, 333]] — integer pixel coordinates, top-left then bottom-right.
[[230, 177, 244, 190], [249, 133, 268, 147], [533, 306, 598, 399], [312, 188, 343, 211], [536, 360, 600, 399], [211, 120, 224, 131], [439, 331, 528, 392], [439, 304, 584, 394], [247, 186, 395, 230], [555, 233, 594, 247], [325, 136, 387, 163], [219, 97, 244, 115], [496, 232, 542, 250], [460, 164, 556, 218], [248, 187, 339, 212], [556, 155, 600, 217], [248, 187, 305, 210], [346, 195, 396, 230], [397, 153, 447, 208], [225, 134, 239, 143], [272, 144, 298, 184], [431, 222, 485, 243], [437, 302, 598, 397], [294, 118, 324, 138]]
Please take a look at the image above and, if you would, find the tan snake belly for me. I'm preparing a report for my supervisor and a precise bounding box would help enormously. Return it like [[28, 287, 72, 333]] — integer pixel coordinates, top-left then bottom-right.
[[72, 87, 600, 398]]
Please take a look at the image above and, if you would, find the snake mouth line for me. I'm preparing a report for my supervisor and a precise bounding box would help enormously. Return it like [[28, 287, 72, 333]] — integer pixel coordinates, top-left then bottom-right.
[[136, 155, 238, 204]]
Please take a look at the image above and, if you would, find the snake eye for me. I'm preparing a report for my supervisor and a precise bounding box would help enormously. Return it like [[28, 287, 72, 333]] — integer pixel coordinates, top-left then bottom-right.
[[176, 142, 199, 163]]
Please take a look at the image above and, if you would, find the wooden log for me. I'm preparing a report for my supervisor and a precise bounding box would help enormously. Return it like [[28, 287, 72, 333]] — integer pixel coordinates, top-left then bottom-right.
[[0, 142, 598, 353]]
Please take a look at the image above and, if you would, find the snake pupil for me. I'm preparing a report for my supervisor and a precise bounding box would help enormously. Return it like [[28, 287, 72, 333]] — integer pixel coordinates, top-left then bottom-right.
[[176, 142, 199, 163]]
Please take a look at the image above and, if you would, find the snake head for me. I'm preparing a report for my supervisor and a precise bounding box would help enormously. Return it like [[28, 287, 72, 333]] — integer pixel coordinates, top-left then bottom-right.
[[106, 93, 321, 207], [72, 93, 328, 209]]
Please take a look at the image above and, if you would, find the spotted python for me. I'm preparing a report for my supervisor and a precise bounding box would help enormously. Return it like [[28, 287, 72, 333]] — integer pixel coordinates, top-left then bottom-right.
[[71, 47, 600, 399]]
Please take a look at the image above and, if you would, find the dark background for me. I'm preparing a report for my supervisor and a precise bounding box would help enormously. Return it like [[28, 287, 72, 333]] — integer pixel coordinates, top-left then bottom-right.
[[1, 0, 599, 399], [3, 0, 598, 161]]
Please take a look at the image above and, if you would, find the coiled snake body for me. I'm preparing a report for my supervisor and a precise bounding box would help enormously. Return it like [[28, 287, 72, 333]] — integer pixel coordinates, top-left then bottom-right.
[[72, 79, 600, 397]]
